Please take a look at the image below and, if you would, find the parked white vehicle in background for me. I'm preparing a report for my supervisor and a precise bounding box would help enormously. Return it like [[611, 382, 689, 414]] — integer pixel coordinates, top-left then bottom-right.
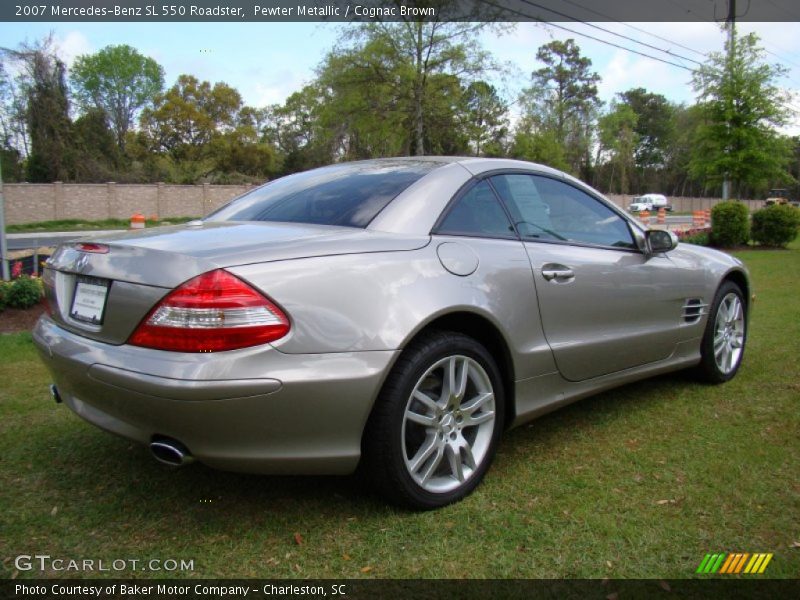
[[630, 193, 673, 212], [628, 200, 653, 213]]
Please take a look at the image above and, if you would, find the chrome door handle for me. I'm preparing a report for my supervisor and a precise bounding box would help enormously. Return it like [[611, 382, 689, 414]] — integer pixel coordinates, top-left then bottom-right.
[[542, 268, 575, 281]]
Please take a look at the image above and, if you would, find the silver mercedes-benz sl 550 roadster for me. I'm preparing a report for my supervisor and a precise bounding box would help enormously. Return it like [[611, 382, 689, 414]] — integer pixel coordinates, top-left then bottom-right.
[[34, 157, 749, 509]]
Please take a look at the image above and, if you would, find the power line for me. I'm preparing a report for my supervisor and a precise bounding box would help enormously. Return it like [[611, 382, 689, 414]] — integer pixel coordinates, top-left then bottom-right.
[[478, 0, 700, 74], [554, 0, 710, 58], [517, 0, 706, 68], [761, 47, 800, 71], [711, 0, 800, 73], [480, 0, 800, 108], [539, 0, 800, 80], [550, 0, 800, 75]]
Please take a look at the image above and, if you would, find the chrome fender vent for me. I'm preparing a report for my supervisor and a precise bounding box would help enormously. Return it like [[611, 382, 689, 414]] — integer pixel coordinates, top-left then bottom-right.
[[682, 299, 708, 323]]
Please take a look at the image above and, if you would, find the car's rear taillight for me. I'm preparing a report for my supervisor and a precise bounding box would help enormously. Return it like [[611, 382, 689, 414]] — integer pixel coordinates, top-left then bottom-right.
[[128, 269, 289, 352]]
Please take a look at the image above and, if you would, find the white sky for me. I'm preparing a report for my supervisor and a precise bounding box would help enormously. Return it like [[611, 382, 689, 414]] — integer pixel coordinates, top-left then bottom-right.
[[1, 20, 798, 134]]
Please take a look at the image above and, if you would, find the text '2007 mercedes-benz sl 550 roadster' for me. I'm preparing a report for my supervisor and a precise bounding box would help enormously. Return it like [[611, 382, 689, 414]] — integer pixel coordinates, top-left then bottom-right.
[[34, 157, 749, 509]]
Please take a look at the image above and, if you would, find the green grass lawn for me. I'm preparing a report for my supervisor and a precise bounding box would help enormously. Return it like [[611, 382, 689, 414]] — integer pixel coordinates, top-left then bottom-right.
[[1, 243, 798, 580]]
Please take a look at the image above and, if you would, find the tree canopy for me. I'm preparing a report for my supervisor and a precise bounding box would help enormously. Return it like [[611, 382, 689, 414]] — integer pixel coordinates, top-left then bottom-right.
[[598, 102, 638, 194], [335, 20, 501, 156], [3, 38, 74, 182], [516, 39, 601, 179], [690, 30, 793, 198], [70, 44, 164, 151], [0, 29, 795, 200]]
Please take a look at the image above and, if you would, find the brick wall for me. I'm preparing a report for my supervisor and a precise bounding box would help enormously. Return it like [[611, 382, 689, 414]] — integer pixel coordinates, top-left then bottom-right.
[[3, 182, 256, 225], [2, 182, 765, 226]]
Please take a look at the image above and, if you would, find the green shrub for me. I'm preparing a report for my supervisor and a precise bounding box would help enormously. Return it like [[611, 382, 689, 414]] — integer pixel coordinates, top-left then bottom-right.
[[6, 276, 43, 309], [751, 204, 800, 248], [679, 231, 710, 246], [0, 280, 11, 312], [711, 201, 750, 247]]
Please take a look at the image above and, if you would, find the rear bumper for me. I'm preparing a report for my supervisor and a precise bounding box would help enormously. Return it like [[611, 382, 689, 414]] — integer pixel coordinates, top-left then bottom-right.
[[33, 316, 397, 474]]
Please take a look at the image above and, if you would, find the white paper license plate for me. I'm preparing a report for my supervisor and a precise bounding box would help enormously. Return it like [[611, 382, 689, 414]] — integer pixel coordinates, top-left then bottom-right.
[[70, 278, 110, 324]]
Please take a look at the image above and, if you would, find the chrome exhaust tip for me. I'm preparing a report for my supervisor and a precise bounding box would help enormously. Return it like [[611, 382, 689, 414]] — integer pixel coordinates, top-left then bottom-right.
[[150, 439, 194, 467], [50, 384, 62, 404]]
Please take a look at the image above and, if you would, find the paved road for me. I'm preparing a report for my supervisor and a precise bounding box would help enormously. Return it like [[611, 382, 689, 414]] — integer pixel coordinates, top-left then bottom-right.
[[2, 230, 123, 253], [664, 215, 694, 224]]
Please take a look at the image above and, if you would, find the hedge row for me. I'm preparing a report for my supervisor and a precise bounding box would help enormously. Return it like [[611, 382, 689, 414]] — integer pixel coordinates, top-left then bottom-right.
[[710, 202, 800, 248]]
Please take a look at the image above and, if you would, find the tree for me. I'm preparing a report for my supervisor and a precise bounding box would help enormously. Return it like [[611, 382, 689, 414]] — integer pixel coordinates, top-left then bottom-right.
[[70, 45, 164, 151], [663, 103, 705, 197], [0, 62, 21, 180], [0, 60, 29, 161], [0, 146, 22, 181], [422, 73, 470, 156], [207, 106, 278, 180], [6, 38, 75, 182], [139, 75, 277, 182], [519, 39, 601, 177], [510, 127, 569, 172], [140, 75, 242, 160], [617, 88, 675, 173], [72, 108, 119, 181], [789, 136, 800, 201], [266, 84, 336, 173], [4, 38, 161, 183], [339, 18, 504, 155], [598, 102, 638, 194], [691, 30, 793, 198], [315, 36, 412, 159], [459, 81, 508, 156]]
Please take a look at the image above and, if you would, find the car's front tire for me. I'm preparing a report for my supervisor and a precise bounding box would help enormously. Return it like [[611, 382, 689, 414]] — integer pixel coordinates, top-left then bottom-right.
[[697, 281, 747, 383], [363, 331, 504, 510]]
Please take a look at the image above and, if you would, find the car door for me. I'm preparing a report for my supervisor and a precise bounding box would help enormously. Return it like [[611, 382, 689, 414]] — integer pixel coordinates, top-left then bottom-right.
[[431, 178, 557, 380], [489, 173, 679, 382]]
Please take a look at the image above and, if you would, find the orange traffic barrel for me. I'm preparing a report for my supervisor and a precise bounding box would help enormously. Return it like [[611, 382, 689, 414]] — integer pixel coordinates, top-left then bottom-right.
[[130, 213, 146, 229], [657, 208, 666, 224], [692, 210, 705, 227], [639, 210, 650, 225]]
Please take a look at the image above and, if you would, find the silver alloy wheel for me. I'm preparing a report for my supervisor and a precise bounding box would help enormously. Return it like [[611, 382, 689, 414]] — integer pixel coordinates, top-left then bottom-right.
[[401, 355, 496, 494], [713, 292, 745, 374]]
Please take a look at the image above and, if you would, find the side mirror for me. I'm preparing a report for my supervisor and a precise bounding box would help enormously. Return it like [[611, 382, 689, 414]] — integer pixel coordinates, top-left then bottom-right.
[[646, 229, 678, 254]]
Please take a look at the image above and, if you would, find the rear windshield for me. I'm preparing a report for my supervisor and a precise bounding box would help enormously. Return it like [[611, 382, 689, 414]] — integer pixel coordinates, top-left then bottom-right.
[[205, 160, 442, 228]]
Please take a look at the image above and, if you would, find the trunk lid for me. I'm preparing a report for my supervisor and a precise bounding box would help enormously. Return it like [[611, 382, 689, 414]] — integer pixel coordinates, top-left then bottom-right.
[[43, 221, 429, 344]]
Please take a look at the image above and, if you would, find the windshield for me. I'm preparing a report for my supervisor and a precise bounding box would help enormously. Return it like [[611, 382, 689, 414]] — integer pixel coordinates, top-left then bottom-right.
[[206, 160, 444, 228]]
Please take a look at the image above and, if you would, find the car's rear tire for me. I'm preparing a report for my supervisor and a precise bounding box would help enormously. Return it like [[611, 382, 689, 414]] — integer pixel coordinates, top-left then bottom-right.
[[697, 281, 747, 383], [362, 331, 504, 510]]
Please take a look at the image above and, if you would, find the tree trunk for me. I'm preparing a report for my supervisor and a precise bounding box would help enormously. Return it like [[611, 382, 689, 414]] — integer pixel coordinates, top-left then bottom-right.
[[414, 84, 424, 156], [413, 22, 425, 156]]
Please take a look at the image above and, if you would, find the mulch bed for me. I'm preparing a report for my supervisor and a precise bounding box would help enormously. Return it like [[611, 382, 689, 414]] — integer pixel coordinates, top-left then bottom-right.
[[0, 303, 46, 334]]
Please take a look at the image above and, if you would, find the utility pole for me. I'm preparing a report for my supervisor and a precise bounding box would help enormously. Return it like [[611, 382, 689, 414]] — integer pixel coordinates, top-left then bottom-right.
[[0, 157, 9, 281], [722, 0, 736, 201]]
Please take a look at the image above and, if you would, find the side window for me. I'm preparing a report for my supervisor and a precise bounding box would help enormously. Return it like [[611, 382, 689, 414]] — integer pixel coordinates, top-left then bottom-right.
[[491, 174, 636, 249], [436, 180, 516, 239]]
